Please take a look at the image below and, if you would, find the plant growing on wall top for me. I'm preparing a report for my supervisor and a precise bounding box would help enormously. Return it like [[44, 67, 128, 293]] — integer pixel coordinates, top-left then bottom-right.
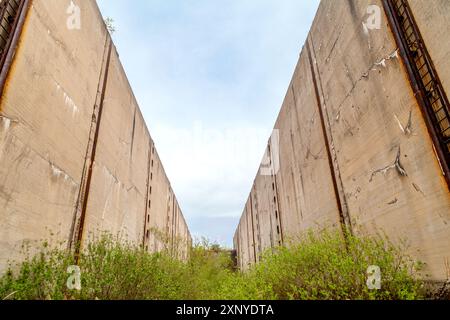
[[104, 17, 116, 35]]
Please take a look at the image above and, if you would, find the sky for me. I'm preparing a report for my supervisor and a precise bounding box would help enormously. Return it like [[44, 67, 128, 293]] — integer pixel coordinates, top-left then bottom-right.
[[96, 0, 320, 247]]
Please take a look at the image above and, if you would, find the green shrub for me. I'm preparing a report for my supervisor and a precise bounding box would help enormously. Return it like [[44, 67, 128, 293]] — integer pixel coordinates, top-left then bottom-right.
[[0, 230, 425, 300], [216, 230, 424, 300]]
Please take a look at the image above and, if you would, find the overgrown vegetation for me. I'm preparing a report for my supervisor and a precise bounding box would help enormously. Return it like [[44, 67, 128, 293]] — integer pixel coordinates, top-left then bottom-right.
[[217, 231, 425, 300], [0, 231, 426, 300]]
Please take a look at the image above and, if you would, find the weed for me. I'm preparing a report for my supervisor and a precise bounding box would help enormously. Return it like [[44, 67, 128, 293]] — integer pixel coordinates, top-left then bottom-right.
[[0, 230, 425, 300]]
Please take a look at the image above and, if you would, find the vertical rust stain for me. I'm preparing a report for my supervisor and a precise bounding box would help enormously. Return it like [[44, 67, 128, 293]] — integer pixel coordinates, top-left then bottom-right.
[[245, 206, 252, 266], [70, 35, 111, 250], [130, 108, 137, 161], [249, 196, 257, 263], [272, 169, 284, 245], [306, 39, 352, 235], [236, 225, 241, 269], [252, 184, 262, 261], [142, 142, 153, 248], [172, 197, 177, 256], [290, 83, 305, 223], [73, 38, 113, 263]]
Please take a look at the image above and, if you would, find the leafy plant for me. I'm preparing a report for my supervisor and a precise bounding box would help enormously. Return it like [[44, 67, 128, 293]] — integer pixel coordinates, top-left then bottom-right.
[[0, 230, 425, 300], [104, 17, 116, 34]]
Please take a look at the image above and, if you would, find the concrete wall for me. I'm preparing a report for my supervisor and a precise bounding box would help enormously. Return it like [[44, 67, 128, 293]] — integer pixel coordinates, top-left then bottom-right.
[[0, 0, 191, 273], [235, 0, 450, 281]]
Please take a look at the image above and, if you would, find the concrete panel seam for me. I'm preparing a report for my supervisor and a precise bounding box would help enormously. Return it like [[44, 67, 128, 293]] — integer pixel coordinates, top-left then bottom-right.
[[306, 37, 352, 235]]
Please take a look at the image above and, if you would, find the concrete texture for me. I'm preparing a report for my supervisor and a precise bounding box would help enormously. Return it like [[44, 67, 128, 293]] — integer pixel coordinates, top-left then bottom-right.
[[0, 0, 191, 273], [235, 0, 450, 281]]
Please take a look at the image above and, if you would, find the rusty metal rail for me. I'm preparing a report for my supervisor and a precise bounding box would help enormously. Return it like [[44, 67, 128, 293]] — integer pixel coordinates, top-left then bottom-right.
[[383, 0, 450, 188], [0, 0, 28, 97], [0, 0, 21, 62]]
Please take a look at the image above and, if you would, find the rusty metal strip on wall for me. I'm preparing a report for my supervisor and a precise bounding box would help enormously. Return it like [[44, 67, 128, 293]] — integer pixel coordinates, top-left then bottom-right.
[[142, 142, 153, 248], [271, 159, 284, 246], [306, 39, 352, 235], [0, 0, 30, 99], [173, 197, 177, 256], [383, 0, 450, 189], [249, 195, 257, 264], [71, 36, 113, 261]]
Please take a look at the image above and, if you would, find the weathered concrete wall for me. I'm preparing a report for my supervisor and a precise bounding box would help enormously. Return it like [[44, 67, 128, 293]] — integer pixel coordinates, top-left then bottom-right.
[[0, 0, 191, 273], [235, 0, 450, 281]]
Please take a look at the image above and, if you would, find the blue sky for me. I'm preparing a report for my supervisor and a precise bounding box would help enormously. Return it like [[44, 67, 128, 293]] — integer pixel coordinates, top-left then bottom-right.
[[96, 0, 320, 247]]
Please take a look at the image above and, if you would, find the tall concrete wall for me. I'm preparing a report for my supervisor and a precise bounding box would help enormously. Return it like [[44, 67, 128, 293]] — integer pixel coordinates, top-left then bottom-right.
[[0, 0, 191, 273], [235, 0, 450, 281]]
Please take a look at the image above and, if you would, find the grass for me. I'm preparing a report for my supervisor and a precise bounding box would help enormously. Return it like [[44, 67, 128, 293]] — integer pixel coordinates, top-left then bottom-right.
[[0, 230, 426, 300]]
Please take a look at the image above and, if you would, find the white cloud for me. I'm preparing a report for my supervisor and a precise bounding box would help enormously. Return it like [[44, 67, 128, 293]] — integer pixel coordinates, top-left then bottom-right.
[[97, 0, 320, 246]]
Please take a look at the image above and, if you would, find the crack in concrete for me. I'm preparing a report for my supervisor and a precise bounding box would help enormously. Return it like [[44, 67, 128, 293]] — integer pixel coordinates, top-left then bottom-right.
[[334, 49, 400, 117], [325, 26, 345, 64], [387, 198, 398, 205], [369, 146, 408, 182], [412, 182, 426, 196]]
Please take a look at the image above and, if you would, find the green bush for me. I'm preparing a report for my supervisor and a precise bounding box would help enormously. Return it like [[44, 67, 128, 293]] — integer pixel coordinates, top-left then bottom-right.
[[0, 231, 425, 300], [215, 231, 424, 300]]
